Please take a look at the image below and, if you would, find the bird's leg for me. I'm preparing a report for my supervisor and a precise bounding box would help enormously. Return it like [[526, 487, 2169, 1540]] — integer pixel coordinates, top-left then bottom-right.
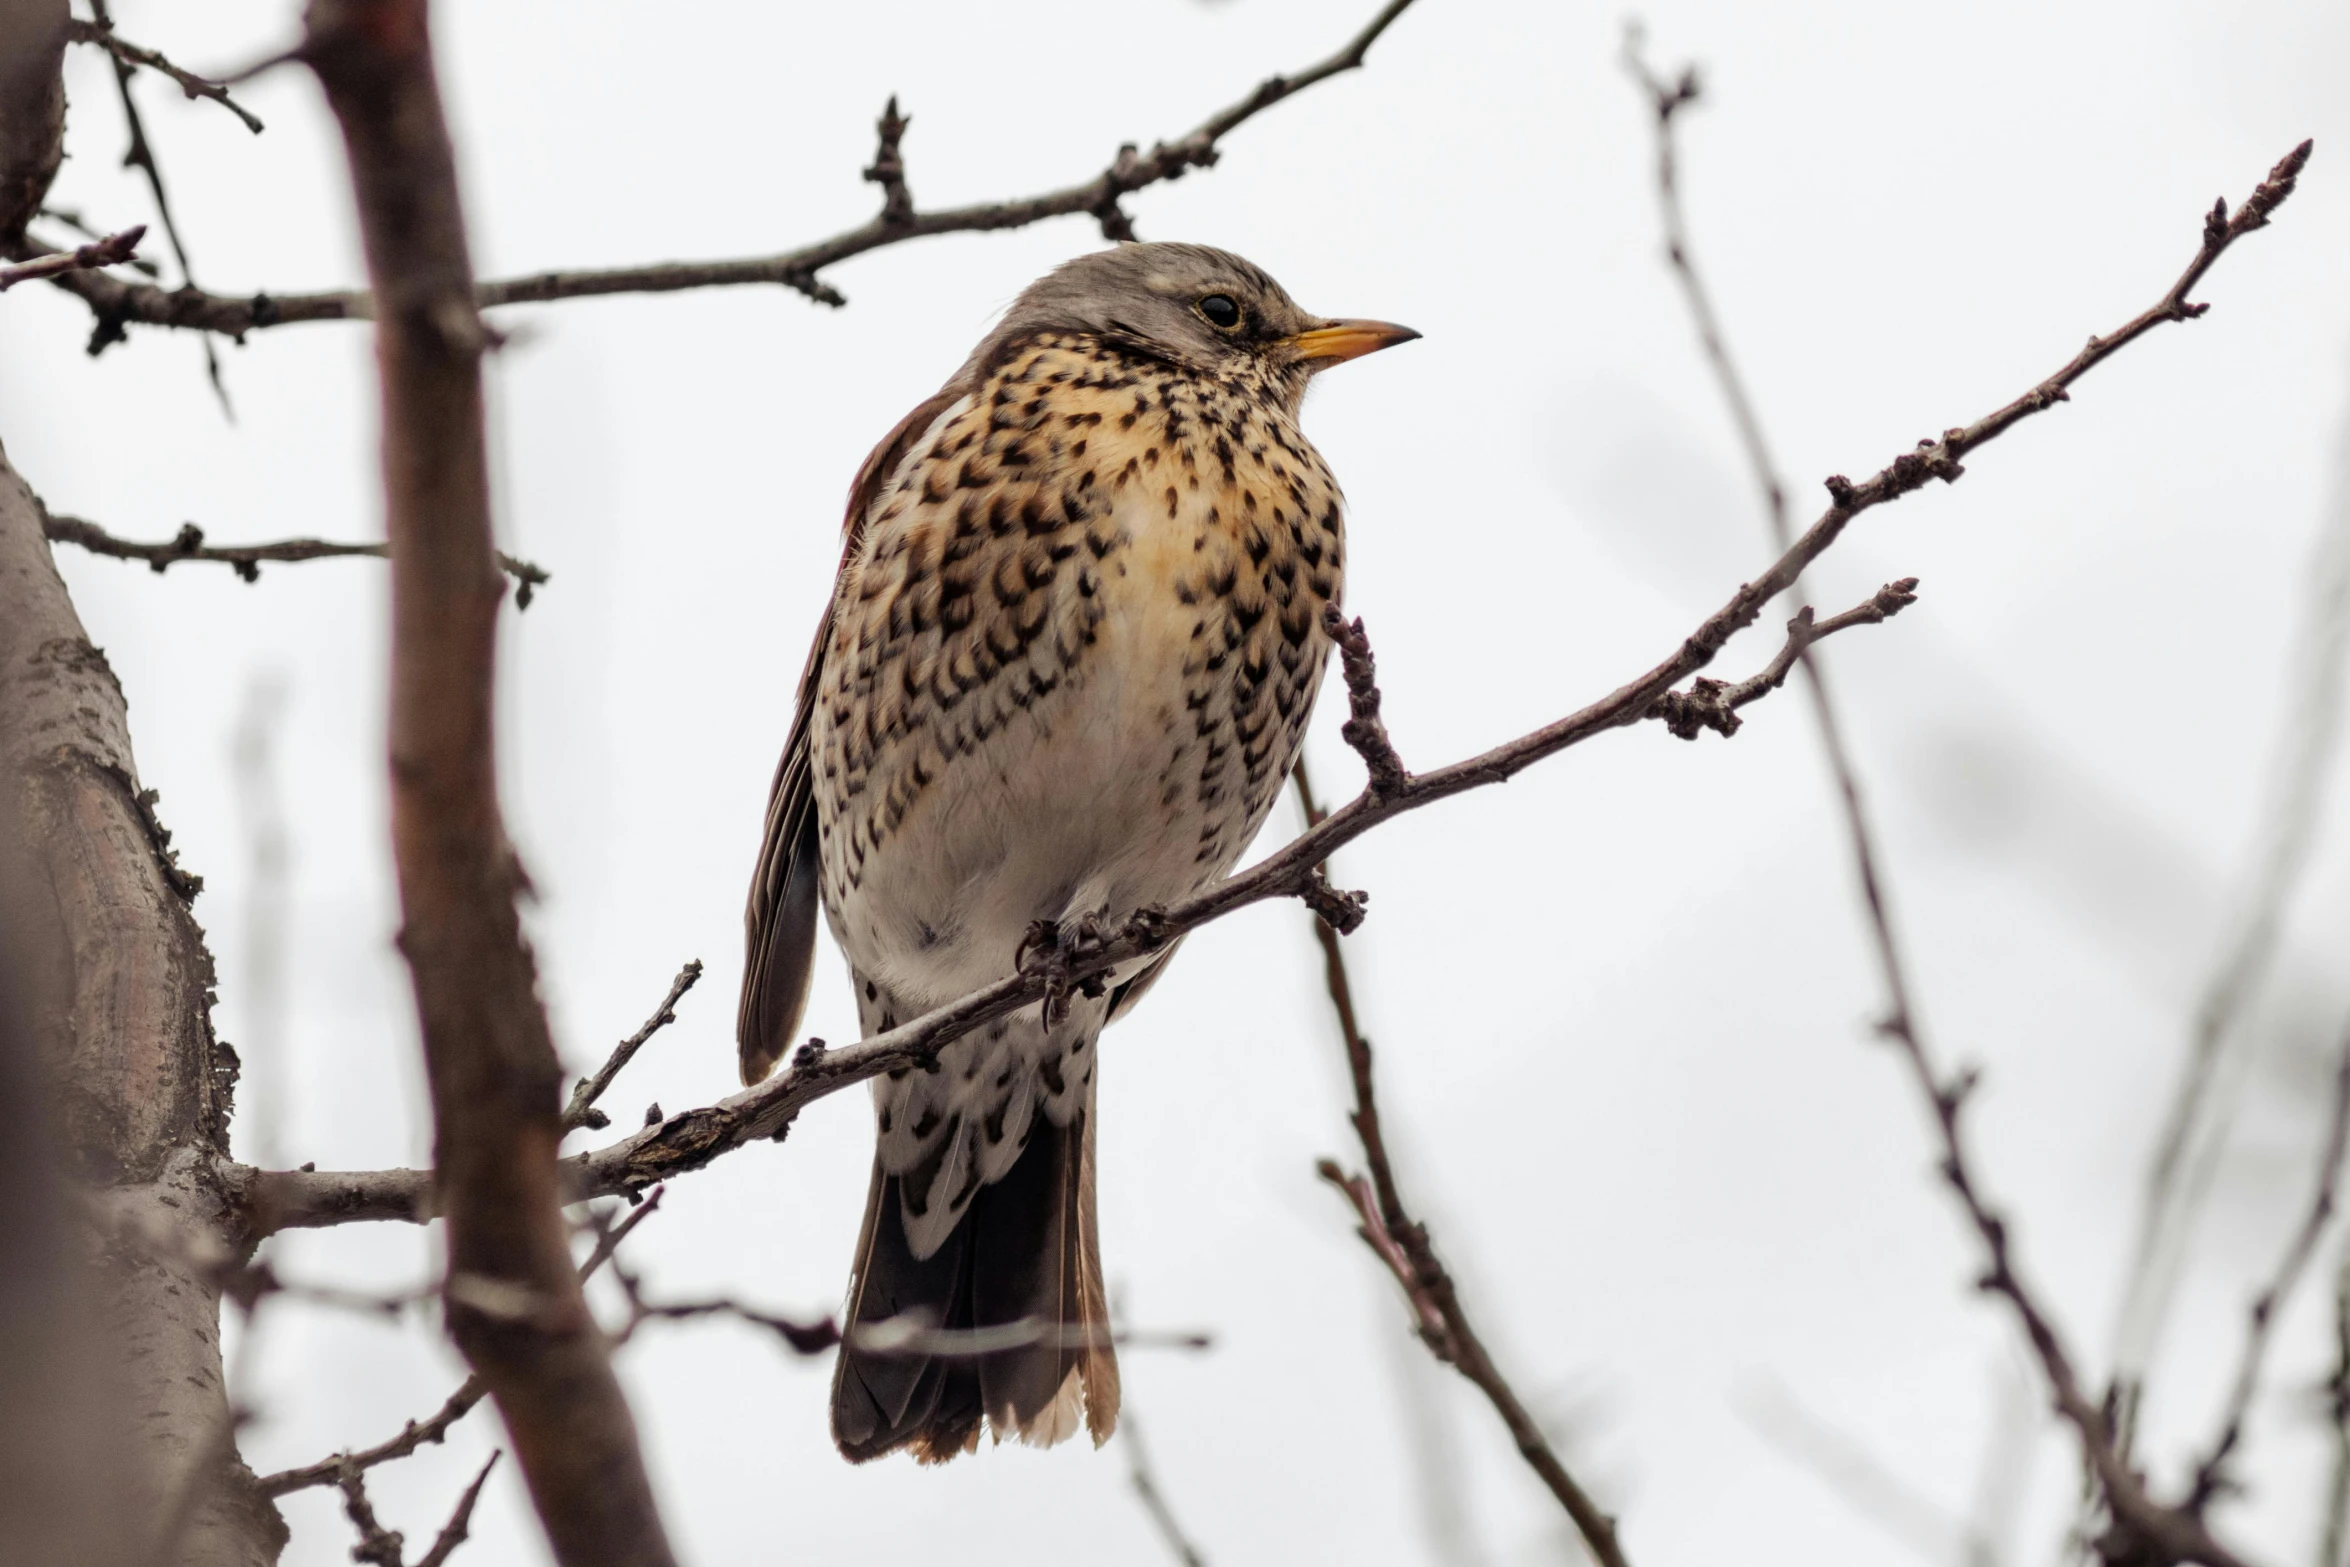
[[1070, 911, 1111, 999], [1017, 918, 1077, 1026]]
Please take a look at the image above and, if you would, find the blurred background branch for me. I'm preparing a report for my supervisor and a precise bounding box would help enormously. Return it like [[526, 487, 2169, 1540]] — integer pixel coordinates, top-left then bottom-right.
[[300, 0, 673, 1560], [2115, 369, 2350, 1392], [1296, 761, 1630, 1567]]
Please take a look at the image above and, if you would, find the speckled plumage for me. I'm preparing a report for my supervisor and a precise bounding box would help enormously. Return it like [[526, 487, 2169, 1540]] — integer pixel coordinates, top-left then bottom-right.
[[820, 333, 1346, 996], [736, 243, 1414, 1464]]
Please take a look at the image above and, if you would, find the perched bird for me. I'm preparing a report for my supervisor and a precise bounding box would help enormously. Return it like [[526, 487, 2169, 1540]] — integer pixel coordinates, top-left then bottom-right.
[[737, 242, 1416, 1463]]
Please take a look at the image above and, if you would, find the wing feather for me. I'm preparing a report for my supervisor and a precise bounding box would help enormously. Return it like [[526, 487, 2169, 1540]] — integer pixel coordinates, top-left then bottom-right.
[[736, 383, 970, 1083]]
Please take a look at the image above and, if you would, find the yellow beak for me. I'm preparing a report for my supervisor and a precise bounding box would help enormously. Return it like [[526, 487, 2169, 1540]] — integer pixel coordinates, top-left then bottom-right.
[[1286, 318, 1422, 368]]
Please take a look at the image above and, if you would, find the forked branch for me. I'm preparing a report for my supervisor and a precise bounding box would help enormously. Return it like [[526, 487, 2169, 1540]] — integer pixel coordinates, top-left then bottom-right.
[[30, 0, 1422, 342], [1649, 579, 1919, 741]]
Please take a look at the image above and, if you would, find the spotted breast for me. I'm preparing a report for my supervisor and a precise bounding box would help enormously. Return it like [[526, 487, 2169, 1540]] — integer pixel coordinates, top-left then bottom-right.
[[734, 242, 1416, 1464]]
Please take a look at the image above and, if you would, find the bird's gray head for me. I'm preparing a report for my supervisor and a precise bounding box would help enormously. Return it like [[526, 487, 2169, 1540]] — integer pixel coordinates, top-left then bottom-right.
[[964, 242, 1417, 393]]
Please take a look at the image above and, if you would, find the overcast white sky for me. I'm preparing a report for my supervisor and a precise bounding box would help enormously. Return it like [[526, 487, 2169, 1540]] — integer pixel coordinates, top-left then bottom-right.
[[7, 1, 2350, 1563]]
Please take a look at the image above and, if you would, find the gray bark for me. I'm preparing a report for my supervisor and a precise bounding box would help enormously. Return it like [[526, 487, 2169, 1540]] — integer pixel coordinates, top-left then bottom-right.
[[0, 444, 287, 1566]]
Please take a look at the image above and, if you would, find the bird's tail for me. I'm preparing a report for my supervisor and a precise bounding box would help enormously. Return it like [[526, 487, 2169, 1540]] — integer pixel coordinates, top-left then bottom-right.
[[829, 1082, 1119, 1463]]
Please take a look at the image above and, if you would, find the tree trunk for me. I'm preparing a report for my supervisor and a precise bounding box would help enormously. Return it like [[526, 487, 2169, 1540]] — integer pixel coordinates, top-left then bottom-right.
[[0, 444, 287, 1566]]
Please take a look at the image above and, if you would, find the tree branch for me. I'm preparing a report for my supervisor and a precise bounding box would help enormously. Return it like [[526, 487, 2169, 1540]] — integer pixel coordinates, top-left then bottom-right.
[[616, 1294, 1210, 1361], [0, 221, 140, 290], [2322, 1254, 2350, 1567], [1121, 1404, 1210, 1567], [335, 1462, 406, 1567], [335, 1450, 498, 1567], [301, 1, 673, 1562], [29, 0, 1421, 343], [413, 1453, 499, 1567], [862, 96, 912, 228], [65, 16, 264, 134], [1647, 579, 1919, 741], [267, 1381, 486, 1504], [1621, 38, 2305, 1565], [41, 509, 550, 606], [1294, 763, 1629, 1566], [2114, 317, 2350, 1389], [1621, 32, 1784, 537], [593, 1197, 1209, 1359], [257, 1190, 662, 1500], [1323, 608, 1408, 795], [82, 0, 227, 398], [2185, 1015, 2350, 1511], [561, 961, 701, 1133], [1736, 1378, 1989, 1565]]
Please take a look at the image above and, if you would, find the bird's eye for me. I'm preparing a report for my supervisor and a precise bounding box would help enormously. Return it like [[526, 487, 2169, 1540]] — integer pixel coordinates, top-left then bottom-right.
[[1198, 294, 1243, 331]]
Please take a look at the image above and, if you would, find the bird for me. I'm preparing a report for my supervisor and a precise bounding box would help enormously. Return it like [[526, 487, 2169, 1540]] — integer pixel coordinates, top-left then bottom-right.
[[736, 242, 1416, 1464]]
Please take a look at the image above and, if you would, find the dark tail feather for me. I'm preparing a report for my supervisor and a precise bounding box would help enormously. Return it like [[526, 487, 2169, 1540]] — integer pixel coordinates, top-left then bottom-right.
[[830, 1090, 1118, 1462], [829, 1158, 984, 1463]]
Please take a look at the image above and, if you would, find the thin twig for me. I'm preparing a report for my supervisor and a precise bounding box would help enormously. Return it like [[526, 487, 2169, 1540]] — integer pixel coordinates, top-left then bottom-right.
[[246, 141, 2313, 1262], [219, 1264, 433, 1320], [626, 1299, 1207, 1359], [65, 18, 264, 134], [2321, 1252, 2350, 1567], [563, 962, 702, 1133], [29, 0, 1421, 342], [332, 1448, 499, 1567], [256, 1192, 664, 1500], [414, 1452, 500, 1567], [2117, 359, 2350, 1386], [37, 205, 162, 275], [862, 96, 913, 228], [1648, 580, 1919, 741], [1621, 30, 1783, 541], [1315, 1138, 1623, 1564], [85, 1180, 434, 1320], [336, 1461, 407, 1567], [1294, 765, 1627, 1566], [262, 1377, 488, 1502], [606, 1238, 1211, 1359], [1322, 607, 1408, 794], [83, 0, 226, 401], [41, 510, 550, 607], [0, 223, 141, 290], [2187, 1016, 2350, 1509], [1123, 1406, 1210, 1567], [1737, 1378, 1992, 1566]]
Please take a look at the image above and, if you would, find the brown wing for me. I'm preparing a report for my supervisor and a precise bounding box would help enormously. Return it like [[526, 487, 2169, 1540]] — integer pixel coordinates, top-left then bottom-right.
[[735, 616, 829, 1084], [736, 384, 969, 1084]]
